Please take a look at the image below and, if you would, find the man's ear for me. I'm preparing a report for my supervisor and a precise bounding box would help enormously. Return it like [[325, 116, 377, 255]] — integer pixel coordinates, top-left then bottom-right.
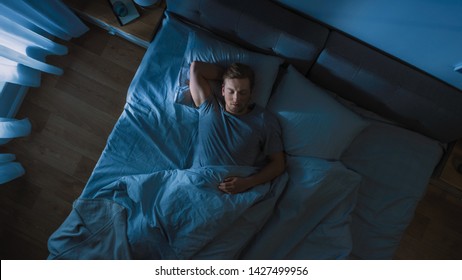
[[221, 83, 225, 96]]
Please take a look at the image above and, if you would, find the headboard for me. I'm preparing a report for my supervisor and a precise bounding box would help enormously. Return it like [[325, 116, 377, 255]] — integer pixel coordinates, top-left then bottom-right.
[[309, 32, 462, 143], [166, 0, 462, 143], [166, 0, 328, 73]]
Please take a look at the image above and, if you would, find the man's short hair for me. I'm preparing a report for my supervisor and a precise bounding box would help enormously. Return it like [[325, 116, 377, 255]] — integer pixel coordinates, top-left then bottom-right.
[[222, 63, 255, 90]]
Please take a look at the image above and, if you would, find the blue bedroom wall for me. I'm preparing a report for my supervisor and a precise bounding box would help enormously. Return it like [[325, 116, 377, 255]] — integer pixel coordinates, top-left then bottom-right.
[[275, 0, 462, 91]]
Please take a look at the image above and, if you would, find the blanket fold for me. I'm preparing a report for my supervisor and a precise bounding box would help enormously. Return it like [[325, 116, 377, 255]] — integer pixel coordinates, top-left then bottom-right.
[[48, 165, 287, 259]]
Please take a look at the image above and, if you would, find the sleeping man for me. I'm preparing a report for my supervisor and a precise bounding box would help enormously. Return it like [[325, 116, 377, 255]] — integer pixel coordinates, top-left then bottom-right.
[[189, 61, 285, 194]]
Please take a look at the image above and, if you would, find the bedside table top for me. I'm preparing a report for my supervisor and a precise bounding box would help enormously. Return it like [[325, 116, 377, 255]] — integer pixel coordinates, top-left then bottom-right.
[[64, 0, 165, 48]]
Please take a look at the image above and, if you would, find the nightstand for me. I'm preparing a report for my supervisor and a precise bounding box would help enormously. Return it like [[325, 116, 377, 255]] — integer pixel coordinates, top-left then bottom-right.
[[432, 139, 462, 197], [64, 0, 165, 48]]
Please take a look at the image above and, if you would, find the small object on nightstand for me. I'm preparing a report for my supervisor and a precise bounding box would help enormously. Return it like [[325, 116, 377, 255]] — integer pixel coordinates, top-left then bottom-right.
[[112, 1, 128, 17], [108, 0, 140, 26], [134, 0, 161, 8]]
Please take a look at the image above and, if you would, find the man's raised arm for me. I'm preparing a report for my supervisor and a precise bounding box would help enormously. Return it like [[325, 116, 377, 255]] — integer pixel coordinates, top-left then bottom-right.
[[189, 61, 224, 107]]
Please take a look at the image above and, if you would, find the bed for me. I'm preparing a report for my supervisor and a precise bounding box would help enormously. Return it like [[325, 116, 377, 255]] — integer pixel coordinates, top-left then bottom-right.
[[48, 0, 462, 260]]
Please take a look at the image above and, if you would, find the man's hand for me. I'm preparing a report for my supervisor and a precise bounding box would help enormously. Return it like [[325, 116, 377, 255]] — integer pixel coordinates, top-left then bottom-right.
[[218, 177, 252, 194], [218, 152, 285, 195]]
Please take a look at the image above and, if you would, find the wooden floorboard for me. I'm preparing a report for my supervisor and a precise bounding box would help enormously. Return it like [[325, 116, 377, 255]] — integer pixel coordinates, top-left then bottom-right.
[[1, 24, 462, 260], [0, 24, 145, 260], [394, 184, 462, 259]]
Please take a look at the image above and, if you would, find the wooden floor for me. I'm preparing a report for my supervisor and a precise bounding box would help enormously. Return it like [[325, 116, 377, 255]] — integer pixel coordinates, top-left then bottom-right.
[[1, 24, 462, 260], [0, 24, 145, 259]]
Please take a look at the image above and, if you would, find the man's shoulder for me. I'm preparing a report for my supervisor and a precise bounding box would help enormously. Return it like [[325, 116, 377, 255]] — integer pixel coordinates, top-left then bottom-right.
[[249, 103, 267, 115], [253, 104, 278, 120], [247, 104, 279, 128]]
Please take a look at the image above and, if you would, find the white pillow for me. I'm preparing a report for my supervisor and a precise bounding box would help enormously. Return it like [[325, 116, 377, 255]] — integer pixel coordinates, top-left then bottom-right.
[[341, 122, 443, 259], [267, 65, 369, 159], [176, 30, 284, 107]]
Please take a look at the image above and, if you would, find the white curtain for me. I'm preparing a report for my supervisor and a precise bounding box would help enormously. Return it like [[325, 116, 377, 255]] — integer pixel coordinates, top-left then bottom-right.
[[0, 0, 89, 184], [0, 118, 31, 184]]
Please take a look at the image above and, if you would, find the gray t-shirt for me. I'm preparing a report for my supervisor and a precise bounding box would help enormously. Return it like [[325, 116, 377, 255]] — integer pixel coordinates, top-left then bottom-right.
[[193, 95, 283, 168]]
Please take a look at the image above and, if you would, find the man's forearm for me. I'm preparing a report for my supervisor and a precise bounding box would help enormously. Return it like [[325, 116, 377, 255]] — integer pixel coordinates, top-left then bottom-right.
[[245, 152, 285, 189], [218, 152, 285, 194], [191, 61, 224, 81]]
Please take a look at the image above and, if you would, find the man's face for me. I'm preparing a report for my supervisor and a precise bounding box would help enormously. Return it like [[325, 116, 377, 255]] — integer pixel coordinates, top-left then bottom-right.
[[222, 78, 252, 115]]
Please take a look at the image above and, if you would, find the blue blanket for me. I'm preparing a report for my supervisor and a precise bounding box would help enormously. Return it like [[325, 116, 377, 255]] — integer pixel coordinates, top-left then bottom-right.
[[48, 165, 288, 259]]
